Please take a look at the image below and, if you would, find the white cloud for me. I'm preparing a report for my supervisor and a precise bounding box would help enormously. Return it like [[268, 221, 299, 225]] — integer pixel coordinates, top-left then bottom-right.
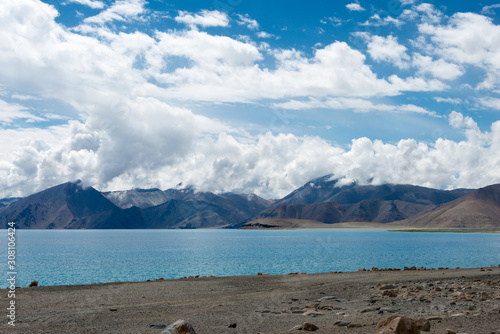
[[414, 3, 443, 24], [478, 97, 500, 110], [237, 14, 259, 30], [11, 94, 43, 101], [2, 0, 500, 200], [419, 12, 500, 89], [412, 54, 464, 80], [361, 14, 403, 27], [434, 97, 462, 104], [399, 0, 415, 5], [84, 0, 146, 25], [273, 97, 437, 116], [367, 35, 410, 69], [346, 3, 365, 12], [0, 99, 45, 124], [481, 4, 500, 15], [175, 10, 229, 28], [257, 31, 272, 38], [64, 0, 105, 9]]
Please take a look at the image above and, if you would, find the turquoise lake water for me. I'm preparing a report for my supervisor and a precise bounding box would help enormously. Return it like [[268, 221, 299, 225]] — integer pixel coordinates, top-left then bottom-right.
[[1, 229, 500, 288]]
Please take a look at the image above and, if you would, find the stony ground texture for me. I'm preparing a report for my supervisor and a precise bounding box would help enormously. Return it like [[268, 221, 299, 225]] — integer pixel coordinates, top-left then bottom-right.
[[2, 267, 500, 333]]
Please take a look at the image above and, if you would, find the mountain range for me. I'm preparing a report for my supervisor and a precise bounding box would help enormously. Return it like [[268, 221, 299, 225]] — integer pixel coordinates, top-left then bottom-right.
[[0, 175, 499, 229]]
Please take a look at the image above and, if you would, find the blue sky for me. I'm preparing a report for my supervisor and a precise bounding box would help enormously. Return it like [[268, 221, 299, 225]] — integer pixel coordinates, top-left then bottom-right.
[[1, 0, 500, 198]]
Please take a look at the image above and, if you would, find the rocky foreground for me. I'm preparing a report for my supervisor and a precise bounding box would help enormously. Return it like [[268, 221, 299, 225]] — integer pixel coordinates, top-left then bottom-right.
[[3, 267, 500, 333]]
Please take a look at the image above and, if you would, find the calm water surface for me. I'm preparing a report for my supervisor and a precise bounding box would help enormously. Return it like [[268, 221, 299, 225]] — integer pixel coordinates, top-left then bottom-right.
[[1, 229, 499, 287]]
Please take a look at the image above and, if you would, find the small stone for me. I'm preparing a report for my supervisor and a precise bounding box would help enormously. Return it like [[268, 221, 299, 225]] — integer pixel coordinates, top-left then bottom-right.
[[446, 330, 456, 334], [290, 325, 302, 331], [305, 303, 319, 309], [316, 295, 343, 302], [303, 310, 324, 317], [382, 289, 399, 297], [347, 323, 362, 328], [109, 308, 118, 312], [379, 307, 398, 313], [334, 321, 350, 326], [302, 322, 319, 331], [161, 319, 196, 334], [360, 306, 379, 313], [149, 323, 166, 329], [380, 284, 396, 290], [228, 323, 237, 328]]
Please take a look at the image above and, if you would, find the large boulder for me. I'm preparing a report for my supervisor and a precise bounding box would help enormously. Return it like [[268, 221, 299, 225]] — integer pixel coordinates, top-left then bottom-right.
[[376, 315, 430, 334], [161, 320, 196, 334]]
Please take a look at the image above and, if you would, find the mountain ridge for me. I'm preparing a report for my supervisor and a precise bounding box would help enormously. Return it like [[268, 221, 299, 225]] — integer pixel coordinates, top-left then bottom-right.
[[0, 176, 494, 229]]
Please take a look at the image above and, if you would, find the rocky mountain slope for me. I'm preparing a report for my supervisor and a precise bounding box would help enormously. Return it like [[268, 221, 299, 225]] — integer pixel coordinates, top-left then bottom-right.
[[0, 181, 272, 229], [395, 184, 500, 228], [0, 176, 493, 229]]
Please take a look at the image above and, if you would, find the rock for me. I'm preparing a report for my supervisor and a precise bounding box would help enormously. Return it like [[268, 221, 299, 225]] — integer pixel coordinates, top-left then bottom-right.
[[228, 323, 237, 328], [382, 289, 399, 297], [414, 319, 430, 332], [446, 330, 456, 334], [361, 306, 379, 313], [303, 310, 324, 317], [149, 323, 166, 329], [359, 268, 367, 271], [376, 315, 430, 334], [380, 284, 396, 290], [161, 320, 196, 334], [290, 325, 302, 331], [347, 323, 362, 328], [316, 295, 343, 302], [300, 322, 319, 331], [305, 303, 319, 309], [480, 292, 491, 301], [334, 321, 350, 326]]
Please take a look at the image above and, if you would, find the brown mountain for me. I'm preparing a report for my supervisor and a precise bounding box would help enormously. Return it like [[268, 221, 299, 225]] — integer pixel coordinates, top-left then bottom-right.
[[251, 199, 430, 225], [0, 181, 139, 229], [395, 184, 500, 228], [0, 182, 272, 229]]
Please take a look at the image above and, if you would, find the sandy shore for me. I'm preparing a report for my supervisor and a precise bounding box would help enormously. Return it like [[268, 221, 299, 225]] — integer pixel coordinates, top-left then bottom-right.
[[3, 267, 500, 333]]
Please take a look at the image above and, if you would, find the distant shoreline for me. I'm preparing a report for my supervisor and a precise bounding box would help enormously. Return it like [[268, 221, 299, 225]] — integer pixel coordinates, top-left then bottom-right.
[[240, 218, 500, 232]]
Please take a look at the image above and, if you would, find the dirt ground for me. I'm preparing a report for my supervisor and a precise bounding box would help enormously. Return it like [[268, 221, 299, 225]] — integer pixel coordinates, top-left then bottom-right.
[[2, 267, 500, 333]]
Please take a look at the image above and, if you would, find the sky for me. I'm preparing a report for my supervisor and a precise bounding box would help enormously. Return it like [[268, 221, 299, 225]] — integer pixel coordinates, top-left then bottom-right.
[[1, 0, 500, 199]]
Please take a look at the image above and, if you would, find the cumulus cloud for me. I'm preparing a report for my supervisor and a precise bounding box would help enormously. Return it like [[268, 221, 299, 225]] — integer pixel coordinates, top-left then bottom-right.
[[1, 0, 500, 200], [367, 35, 410, 69], [175, 10, 230, 28], [412, 54, 464, 80], [346, 3, 365, 12]]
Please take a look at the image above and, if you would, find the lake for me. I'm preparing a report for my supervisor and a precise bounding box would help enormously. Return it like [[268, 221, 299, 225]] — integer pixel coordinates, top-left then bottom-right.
[[1, 229, 500, 288]]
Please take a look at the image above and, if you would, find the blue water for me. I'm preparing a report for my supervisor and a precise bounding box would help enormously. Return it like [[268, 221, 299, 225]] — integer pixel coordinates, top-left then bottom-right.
[[1, 229, 499, 288]]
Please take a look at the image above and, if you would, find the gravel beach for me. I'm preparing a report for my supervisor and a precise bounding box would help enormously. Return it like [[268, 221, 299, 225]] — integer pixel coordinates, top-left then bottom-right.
[[4, 267, 500, 333]]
